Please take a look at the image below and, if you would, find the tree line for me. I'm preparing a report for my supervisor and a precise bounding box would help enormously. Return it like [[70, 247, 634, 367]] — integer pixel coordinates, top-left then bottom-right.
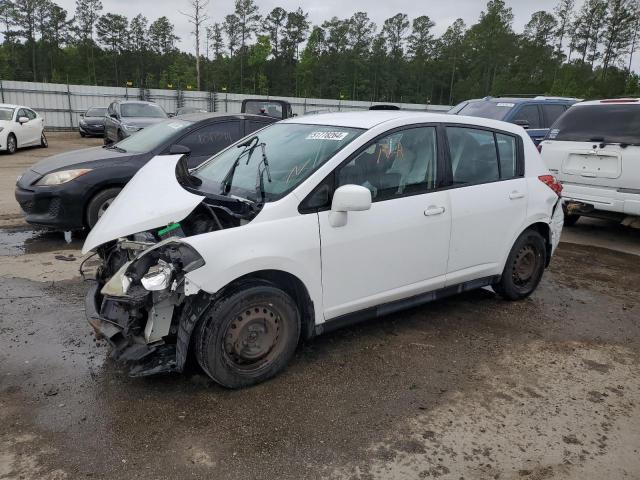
[[0, 0, 639, 105]]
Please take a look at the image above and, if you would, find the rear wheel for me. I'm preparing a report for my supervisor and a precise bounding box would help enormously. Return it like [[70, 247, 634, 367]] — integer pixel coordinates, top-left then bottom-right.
[[86, 187, 121, 229], [195, 281, 300, 389], [6, 133, 17, 154], [564, 214, 580, 226], [40, 132, 48, 148], [493, 229, 546, 300]]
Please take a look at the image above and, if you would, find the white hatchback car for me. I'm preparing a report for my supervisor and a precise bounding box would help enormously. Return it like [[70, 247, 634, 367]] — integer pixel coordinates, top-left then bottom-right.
[[540, 98, 640, 226], [83, 111, 564, 388], [0, 103, 47, 154]]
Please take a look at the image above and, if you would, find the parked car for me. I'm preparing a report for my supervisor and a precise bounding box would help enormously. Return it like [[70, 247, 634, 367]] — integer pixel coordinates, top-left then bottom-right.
[[540, 98, 640, 226], [15, 113, 276, 230], [104, 100, 167, 144], [0, 103, 47, 154], [82, 111, 564, 388], [452, 96, 579, 145], [176, 106, 208, 116], [79, 107, 107, 137], [241, 98, 294, 119]]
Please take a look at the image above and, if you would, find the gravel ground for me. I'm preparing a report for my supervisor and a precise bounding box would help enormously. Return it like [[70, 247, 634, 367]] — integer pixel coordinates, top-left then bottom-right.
[[0, 133, 639, 480]]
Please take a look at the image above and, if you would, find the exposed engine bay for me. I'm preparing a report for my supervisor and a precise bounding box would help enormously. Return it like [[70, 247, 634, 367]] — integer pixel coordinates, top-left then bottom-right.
[[85, 196, 257, 376]]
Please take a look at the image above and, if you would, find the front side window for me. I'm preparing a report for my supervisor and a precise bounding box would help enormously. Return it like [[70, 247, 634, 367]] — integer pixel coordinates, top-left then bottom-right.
[[178, 121, 241, 156], [17, 108, 27, 120], [25, 109, 37, 120], [447, 127, 499, 184], [194, 123, 363, 202], [337, 126, 438, 202], [121, 103, 167, 118], [512, 104, 541, 129], [115, 119, 191, 153]]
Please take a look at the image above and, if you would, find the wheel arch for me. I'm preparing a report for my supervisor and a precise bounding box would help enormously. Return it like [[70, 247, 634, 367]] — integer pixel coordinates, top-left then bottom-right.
[[83, 183, 126, 227], [519, 221, 552, 267]]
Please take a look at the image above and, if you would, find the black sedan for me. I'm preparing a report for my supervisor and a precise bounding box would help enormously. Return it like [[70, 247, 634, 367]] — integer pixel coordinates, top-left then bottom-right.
[[79, 107, 107, 137], [15, 113, 277, 231]]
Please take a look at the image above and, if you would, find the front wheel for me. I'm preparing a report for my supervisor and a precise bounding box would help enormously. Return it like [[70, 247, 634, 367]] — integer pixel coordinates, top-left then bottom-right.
[[86, 188, 121, 229], [6, 133, 17, 154], [493, 229, 546, 301], [195, 281, 300, 389]]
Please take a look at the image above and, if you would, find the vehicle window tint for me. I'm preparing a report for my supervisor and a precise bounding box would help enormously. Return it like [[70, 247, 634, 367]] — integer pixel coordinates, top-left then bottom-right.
[[25, 109, 37, 120], [457, 101, 513, 120], [549, 104, 640, 144], [244, 101, 283, 119], [337, 126, 437, 202], [447, 127, 499, 184], [246, 120, 272, 135], [178, 121, 241, 156], [541, 104, 566, 127], [496, 133, 517, 179], [512, 105, 541, 129]]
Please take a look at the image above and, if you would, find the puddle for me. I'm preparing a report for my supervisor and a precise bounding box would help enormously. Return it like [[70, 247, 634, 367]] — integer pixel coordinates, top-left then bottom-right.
[[0, 228, 83, 256]]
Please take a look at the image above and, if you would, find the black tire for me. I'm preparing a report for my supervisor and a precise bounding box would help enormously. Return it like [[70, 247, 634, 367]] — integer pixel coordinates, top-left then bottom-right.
[[86, 187, 121, 229], [493, 229, 547, 301], [103, 134, 112, 145], [117, 130, 125, 142], [40, 132, 48, 148], [564, 214, 580, 226], [80, 131, 86, 138], [6, 133, 17, 154], [195, 281, 300, 389]]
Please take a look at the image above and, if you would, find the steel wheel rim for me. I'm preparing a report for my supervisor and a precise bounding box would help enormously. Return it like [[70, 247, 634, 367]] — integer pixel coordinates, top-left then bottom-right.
[[512, 244, 538, 286], [223, 304, 282, 371]]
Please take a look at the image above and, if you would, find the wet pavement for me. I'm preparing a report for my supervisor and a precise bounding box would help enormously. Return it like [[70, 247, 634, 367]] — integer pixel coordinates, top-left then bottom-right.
[[1, 134, 639, 479]]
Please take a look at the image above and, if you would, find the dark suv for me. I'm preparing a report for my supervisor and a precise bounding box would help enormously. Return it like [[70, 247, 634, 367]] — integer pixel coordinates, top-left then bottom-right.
[[104, 100, 168, 144], [451, 96, 579, 145]]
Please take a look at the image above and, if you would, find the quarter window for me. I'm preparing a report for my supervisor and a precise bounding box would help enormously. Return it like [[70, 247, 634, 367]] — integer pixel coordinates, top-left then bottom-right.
[[512, 105, 541, 129], [447, 127, 499, 184], [496, 133, 517, 179], [337, 127, 438, 202]]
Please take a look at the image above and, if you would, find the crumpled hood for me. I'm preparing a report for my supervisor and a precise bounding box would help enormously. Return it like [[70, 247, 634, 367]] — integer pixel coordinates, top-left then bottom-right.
[[82, 155, 205, 254]]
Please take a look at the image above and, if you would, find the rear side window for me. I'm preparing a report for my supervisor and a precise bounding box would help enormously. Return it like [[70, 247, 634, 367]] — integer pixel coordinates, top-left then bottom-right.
[[549, 105, 640, 144], [512, 105, 541, 129], [179, 121, 241, 156], [541, 104, 566, 127], [447, 127, 499, 184]]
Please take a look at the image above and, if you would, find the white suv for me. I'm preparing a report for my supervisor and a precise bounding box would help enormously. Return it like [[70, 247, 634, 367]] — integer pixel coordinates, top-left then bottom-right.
[[540, 98, 640, 226], [83, 111, 564, 388]]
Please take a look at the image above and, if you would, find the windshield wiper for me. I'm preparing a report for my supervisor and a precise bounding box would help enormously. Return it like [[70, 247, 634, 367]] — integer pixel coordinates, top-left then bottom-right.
[[103, 144, 127, 153], [220, 136, 259, 195], [254, 142, 272, 206]]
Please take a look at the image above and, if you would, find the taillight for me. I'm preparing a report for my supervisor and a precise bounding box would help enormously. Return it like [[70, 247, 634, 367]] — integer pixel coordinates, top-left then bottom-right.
[[538, 174, 562, 196]]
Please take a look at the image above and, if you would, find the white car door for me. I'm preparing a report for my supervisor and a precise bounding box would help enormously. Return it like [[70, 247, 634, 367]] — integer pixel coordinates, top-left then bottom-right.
[[317, 126, 451, 320], [24, 109, 42, 145], [445, 126, 527, 284], [14, 108, 30, 147]]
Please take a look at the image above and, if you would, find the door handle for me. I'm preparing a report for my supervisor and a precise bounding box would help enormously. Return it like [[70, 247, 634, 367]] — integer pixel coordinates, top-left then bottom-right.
[[424, 206, 445, 216], [509, 191, 525, 200]]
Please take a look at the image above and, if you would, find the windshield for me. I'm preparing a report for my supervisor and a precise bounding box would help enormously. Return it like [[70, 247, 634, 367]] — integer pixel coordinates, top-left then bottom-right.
[[548, 104, 640, 144], [115, 119, 191, 153], [86, 107, 107, 117], [0, 107, 14, 121], [457, 101, 514, 120], [121, 103, 167, 118], [194, 123, 364, 202], [244, 101, 284, 119]]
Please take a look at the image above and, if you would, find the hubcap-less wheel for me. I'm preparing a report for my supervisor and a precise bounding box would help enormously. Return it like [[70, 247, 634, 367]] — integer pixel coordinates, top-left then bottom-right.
[[512, 244, 539, 287], [224, 304, 282, 371]]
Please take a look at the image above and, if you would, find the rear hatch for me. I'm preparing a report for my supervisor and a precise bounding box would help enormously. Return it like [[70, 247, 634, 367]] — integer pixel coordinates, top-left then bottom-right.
[[541, 102, 640, 190]]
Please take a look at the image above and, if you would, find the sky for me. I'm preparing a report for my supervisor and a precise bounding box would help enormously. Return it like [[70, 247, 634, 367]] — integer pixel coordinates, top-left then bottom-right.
[[19, 0, 640, 71]]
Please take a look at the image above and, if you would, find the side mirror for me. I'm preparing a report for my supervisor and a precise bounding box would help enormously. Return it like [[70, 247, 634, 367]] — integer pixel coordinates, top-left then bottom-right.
[[168, 144, 191, 155], [329, 184, 372, 227], [18, 116, 29, 124], [514, 119, 530, 129]]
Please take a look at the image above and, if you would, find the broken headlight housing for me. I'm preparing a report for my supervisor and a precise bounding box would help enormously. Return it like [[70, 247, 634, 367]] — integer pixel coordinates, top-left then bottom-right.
[[141, 260, 174, 291]]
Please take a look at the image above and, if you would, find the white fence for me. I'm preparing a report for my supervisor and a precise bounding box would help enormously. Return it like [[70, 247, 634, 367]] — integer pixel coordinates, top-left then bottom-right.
[[0, 79, 451, 130]]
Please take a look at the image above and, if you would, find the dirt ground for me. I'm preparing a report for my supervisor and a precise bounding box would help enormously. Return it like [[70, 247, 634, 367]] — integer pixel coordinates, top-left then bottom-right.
[[1, 133, 639, 480]]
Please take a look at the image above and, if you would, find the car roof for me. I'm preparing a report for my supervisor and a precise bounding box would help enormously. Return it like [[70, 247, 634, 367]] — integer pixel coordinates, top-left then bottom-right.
[[283, 110, 525, 134], [116, 100, 158, 105], [178, 112, 278, 122], [0, 103, 25, 109], [573, 98, 640, 107], [466, 96, 578, 104]]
